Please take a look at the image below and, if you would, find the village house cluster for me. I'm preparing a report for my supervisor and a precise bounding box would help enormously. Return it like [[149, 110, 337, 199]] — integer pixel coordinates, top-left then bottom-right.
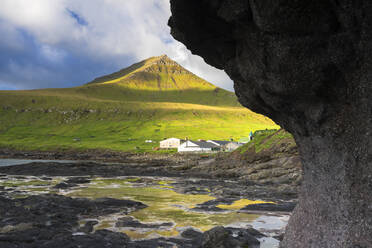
[[159, 138, 246, 153]]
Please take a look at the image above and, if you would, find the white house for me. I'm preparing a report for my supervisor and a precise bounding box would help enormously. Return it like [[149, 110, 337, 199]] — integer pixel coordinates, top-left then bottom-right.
[[178, 140, 219, 153], [207, 140, 243, 151], [207, 140, 230, 147], [160, 138, 185, 149]]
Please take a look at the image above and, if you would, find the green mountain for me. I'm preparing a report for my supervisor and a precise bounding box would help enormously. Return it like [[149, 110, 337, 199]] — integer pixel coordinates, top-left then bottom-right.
[[0, 55, 278, 152], [83, 55, 240, 106]]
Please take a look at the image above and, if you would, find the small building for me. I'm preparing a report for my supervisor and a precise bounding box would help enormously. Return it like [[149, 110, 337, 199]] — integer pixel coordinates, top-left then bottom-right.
[[160, 138, 185, 149], [207, 140, 243, 151], [207, 140, 231, 147], [224, 142, 244, 151], [178, 140, 219, 153]]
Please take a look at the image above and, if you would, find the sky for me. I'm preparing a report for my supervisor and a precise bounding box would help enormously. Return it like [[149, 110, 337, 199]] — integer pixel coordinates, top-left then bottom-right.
[[0, 0, 234, 91]]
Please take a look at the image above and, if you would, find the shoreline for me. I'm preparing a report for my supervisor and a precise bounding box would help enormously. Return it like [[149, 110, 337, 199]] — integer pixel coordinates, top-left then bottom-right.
[[0, 145, 301, 202], [0, 160, 298, 203], [0, 150, 296, 248], [0, 147, 206, 164], [0, 173, 287, 248]]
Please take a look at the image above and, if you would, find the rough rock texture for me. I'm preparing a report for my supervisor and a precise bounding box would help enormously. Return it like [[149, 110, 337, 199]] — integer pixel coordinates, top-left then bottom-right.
[[0, 194, 145, 248], [201, 226, 260, 248], [212, 129, 302, 186], [169, 1, 372, 247], [0, 192, 266, 248]]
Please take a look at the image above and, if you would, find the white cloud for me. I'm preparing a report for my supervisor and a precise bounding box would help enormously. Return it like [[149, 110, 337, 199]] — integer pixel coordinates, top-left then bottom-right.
[[0, 0, 79, 44], [0, 0, 234, 91], [171, 44, 234, 91], [41, 45, 67, 63]]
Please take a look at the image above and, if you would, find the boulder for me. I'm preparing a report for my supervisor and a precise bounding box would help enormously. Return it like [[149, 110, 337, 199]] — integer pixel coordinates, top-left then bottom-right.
[[181, 228, 203, 239], [115, 216, 173, 229], [169, 1, 372, 247], [201, 226, 260, 248]]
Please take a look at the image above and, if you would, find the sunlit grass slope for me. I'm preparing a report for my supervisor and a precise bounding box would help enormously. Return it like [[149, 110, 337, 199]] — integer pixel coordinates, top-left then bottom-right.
[[0, 55, 278, 152]]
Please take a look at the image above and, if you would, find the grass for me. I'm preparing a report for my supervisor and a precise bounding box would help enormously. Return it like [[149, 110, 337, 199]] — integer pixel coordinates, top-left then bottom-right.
[[237, 129, 295, 155], [0, 55, 279, 152], [0, 93, 278, 152]]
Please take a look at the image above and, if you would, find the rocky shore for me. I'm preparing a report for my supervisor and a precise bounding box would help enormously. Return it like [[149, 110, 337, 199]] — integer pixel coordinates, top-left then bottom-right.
[[0, 141, 299, 247], [0, 170, 289, 248], [0, 192, 267, 248], [0, 159, 298, 201], [0, 137, 302, 199], [0, 148, 194, 164]]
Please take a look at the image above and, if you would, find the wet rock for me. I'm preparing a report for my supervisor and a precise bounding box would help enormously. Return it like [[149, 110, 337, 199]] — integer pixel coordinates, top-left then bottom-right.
[[41, 229, 130, 248], [226, 227, 266, 239], [0, 185, 278, 248], [53, 177, 90, 189], [191, 205, 226, 213], [115, 216, 173, 229], [14, 176, 27, 180], [130, 238, 181, 248], [40, 177, 53, 181], [176, 185, 212, 195], [53, 182, 76, 189], [181, 228, 203, 239], [93, 198, 146, 213], [79, 220, 98, 233], [201, 226, 260, 248], [0, 194, 146, 248], [0, 223, 33, 234], [65, 177, 91, 184], [192, 198, 233, 212], [241, 202, 296, 212], [0, 159, 299, 202]]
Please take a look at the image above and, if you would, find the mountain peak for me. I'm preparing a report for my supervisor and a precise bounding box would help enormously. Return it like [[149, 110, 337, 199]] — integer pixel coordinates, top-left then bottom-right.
[[143, 54, 180, 68], [88, 55, 189, 85], [86, 55, 216, 91], [155, 54, 170, 60]]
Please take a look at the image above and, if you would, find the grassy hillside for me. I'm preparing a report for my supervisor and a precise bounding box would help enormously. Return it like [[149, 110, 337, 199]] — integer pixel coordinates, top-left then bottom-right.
[[234, 129, 297, 160], [0, 55, 279, 152], [180, 129, 301, 187]]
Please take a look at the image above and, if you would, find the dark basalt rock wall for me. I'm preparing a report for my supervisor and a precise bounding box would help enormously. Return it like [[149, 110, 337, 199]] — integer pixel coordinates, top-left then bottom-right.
[[169, 1, 372, 247]]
